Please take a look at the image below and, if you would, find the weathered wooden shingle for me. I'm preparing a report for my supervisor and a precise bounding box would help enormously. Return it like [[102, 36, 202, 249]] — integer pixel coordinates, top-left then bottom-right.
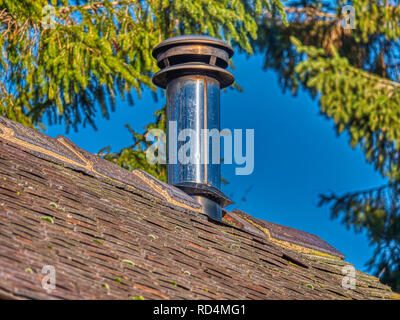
[[0, 116, 398, 300]]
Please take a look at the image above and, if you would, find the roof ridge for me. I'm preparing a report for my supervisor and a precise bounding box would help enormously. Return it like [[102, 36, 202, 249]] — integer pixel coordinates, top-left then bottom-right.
[[0, 116, 201, 213], [224, 209, 345, 259]]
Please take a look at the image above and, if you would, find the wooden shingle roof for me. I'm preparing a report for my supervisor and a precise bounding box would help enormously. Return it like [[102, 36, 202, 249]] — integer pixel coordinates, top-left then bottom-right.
[[0, 116, 398, 300]]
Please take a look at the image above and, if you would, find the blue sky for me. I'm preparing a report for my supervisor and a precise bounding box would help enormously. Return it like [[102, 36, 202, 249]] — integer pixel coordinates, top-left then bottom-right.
[[43, 52, 385, 273]]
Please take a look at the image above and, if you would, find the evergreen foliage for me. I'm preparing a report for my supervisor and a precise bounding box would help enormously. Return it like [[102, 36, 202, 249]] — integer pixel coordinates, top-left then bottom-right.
[[100, 105, 167, 181], [2, 0, 400, 293], [255, 0, 400, 291], [0, 0, 285, 182], [0, 0, 285, 131]]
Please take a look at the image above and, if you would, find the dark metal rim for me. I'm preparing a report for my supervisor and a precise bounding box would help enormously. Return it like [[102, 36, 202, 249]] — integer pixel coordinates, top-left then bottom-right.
[[173, 182, 234, 208], [152, 35, 234, 59], [192, 195, 222, 221], [152, 64, 234, 89]]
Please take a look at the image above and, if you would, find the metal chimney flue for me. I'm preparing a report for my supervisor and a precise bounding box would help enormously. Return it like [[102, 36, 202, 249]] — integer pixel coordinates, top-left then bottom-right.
[[152, 35, 234, 221]]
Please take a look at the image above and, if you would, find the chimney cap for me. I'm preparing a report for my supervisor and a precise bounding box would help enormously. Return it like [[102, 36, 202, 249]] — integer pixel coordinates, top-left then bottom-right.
[[152, 35, 234, 89], [152, 34, 234, 59]]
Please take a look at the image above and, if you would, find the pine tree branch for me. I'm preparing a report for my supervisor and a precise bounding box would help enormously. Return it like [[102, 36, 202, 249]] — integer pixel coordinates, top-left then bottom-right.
[[262, 6, 336, 20], [322, 183, 391, 201], [58, 0, 139, 14], [297, 41, 400, 91], [346, 63, 400, 91], [285, 6, 336, 19]]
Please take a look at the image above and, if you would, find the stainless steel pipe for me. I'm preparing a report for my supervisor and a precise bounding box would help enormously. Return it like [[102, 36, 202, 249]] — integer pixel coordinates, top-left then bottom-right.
[[167, 75, 220, 189], [152, 35, 234, 220]]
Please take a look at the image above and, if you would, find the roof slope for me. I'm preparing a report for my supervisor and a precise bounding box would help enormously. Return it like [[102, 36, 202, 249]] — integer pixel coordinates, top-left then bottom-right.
[[0, 116, 397, 300]]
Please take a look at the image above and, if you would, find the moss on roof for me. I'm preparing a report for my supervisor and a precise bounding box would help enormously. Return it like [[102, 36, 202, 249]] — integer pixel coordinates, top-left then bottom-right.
[[0, 116, 397, 300]]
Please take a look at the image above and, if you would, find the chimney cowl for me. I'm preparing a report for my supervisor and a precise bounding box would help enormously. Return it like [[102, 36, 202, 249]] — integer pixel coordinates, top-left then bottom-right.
[[152, 35, 234, 89], [152, 35, 234, 221]]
